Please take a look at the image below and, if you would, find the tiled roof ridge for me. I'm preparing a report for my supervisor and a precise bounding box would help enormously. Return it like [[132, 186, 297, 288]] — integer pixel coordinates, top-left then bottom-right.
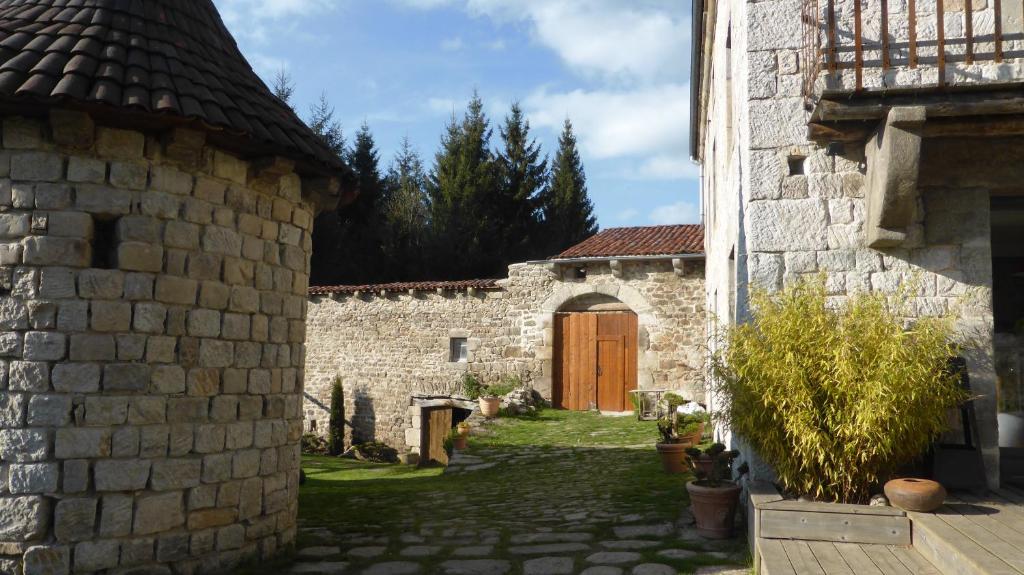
[[309, 279, 502, 296], [0, 0, 345, 177], [552, 223, 705, 259]]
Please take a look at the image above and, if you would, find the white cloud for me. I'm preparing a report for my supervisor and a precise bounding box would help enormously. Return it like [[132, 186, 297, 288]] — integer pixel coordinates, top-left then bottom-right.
[[636, 155, 701, 181], [394, 0, 688, 84], [214, 0, 335, 45], [616, 208, 639, 222], [441, 36, 465, 51], [487, 38, 507, 51], [649, 201, 700, 225], [524, 84, 689, 161]]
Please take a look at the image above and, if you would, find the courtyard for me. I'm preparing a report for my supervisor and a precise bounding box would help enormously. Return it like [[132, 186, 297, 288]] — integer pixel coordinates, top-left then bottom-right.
[[250, 410, 749, 575]]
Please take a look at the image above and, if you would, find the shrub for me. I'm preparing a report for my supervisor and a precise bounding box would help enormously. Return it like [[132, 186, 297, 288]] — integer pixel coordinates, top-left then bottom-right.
[[711, 277, 967, 503], [353, 441, 398, 463], [461, 373, 486, 399], [301, 433, 328, 455], [328, 378, 345, 456], [686, 443, 740, 487]]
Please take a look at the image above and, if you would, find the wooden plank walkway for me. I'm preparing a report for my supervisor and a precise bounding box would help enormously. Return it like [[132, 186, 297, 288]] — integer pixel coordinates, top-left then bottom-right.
[[759, 539, 940, 575], [910, 487, 1024, 575], [760, 487, 1024, 574]]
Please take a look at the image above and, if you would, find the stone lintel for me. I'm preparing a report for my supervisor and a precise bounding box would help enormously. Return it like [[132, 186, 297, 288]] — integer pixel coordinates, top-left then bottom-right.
[[865, 106, 925, 248]]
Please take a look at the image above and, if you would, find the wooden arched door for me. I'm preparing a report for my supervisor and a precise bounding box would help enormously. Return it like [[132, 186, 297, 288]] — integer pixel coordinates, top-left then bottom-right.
[[553, 311, 638, 411]]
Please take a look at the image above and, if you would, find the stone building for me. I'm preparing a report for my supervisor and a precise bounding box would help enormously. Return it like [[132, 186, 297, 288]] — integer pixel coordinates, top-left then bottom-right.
[[305, 225, 706, 452], [0, 2, 353, 574], [691, 0, 1024, 487]]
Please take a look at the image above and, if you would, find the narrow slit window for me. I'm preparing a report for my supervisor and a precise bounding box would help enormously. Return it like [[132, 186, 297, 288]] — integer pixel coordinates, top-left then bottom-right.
[[91, 217, 118, 269], [449, 337, 468, 363]]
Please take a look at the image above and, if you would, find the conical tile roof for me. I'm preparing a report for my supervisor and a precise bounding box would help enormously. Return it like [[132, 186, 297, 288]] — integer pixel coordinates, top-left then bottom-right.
[[0, 0, 346, 178]]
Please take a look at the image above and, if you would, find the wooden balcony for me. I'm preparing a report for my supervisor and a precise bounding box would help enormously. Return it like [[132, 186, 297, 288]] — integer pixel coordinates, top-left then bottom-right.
[[803, 0, 1024, 101]]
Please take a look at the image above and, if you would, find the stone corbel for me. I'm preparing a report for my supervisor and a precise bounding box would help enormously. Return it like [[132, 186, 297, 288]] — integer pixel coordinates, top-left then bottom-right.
[[609, 259, 623, 278], [865, 106, 925, 248], [303, 176, 350, 215], [672, 258, 687, 276], [249, 156, 296, 193]]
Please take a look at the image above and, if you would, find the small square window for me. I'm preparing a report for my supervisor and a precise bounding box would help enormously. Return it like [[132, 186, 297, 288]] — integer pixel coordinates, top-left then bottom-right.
[[574, 267, 587, 279], [449, 337, 468, 363], [787, 155, 806, 176]]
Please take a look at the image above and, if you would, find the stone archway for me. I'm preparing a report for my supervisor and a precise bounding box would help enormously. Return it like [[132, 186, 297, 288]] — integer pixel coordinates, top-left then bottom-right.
[[532, 283, 661, 402]]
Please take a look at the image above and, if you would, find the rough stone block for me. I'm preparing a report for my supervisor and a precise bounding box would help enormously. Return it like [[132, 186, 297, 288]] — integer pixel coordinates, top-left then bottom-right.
[[90, 301, 132, 332], [78, 269, 125, 300], [8, 463, 59, 494], [10, 361, 49, 392], [151, 165, 194, 195], [52, 363, 101, 393], [93, 459, 150, 492], [150, 458, 202, 491], [155, 275, 197, 305], [120, 536, 155, 566], [0, 495, 49, 540], [23, 236, 89, 267], [99, 494, 133, 537], [0, 391, 25, 427], [96, 127, 144, 159], [50, 109, 95, 149], [134, 491, 185, 535], [23, 544, 70, 575], [127, 396, 166, 425], [84, 396, 128, 426], [117, 242, 163, 273], [199, 339, 233, 368], [27, 394, 71, 426], [73, 540, 119, 572], [0, 213, 29, 238], [54, 497, 96, 542], [67, 156, 107, 183], [35, 183, 73, 209], [167, 397, 208, 423], [151, 365, 186, 394], [188, 309, 221, 338], [214, 151, 248, 184], [109, 161, 148, 190], [0, 429, 49, 462], [62, 460, 89, 493], [747, 199, 829, 251], [54, 428, 111, 459], [103, 363, 150, 392], [11, 152, 63, 182], [75, 184, 131, 215]]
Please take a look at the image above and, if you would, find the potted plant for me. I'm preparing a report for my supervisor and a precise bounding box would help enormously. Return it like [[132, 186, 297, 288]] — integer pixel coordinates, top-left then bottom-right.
[[655, 412, 704, 473], [478, 378, 517, 418], [451, 428, 468, 450], [685, 443, 742, 538]]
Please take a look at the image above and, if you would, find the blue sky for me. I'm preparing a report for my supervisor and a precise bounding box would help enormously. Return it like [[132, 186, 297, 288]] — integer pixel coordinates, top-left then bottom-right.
[[213, 0, 699, 229]]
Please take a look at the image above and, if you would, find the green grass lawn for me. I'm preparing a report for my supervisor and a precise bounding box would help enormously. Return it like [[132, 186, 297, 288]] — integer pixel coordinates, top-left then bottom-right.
[[245, 409, 749, 574]]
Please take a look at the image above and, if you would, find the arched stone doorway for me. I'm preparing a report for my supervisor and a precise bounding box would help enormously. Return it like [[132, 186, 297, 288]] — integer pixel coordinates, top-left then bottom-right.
[[538, 285, 657, 412]]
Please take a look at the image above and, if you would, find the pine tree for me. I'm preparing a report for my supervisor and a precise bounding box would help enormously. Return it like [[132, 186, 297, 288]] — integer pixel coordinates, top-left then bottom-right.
[[384, 137, 429, 279], [308, 92, 345, 158], [496, 102, 547, 263], [540, 118, 598, 254], [427, 93, 500, 279], [328, 378, 345, 455], [311, 122, 389, 285], [272, 67, 295, 110]]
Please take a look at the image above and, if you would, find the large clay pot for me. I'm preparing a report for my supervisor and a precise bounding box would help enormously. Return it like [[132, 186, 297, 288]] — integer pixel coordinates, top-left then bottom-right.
[[680, 422, 705, 446], [656, 442, 690, 474], [687, 480, 743, 539], [452, 436, 467, 450], [884, 478, 946, 512], [479, 397, 501, 418]]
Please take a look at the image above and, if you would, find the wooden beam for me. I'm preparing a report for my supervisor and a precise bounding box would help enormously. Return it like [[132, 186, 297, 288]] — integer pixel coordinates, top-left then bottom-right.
[[810, 116, 1024, 144], [814, 89, 1024, 122]]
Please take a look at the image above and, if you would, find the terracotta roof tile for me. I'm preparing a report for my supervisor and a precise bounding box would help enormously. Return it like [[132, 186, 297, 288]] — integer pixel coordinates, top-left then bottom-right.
[[0, 0, 347, 179], [309, 279, 502, 296], [553, 224, 705, 259]]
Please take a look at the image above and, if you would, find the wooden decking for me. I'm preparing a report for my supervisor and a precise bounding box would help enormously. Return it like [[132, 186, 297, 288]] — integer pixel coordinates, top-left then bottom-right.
[[910, 487, 1024, 575], [759, 487, 1024, 575], [759, 539, 940, 574]]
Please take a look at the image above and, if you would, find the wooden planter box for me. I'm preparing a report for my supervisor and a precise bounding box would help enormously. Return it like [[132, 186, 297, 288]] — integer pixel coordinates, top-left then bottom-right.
[[747, 482, 911, 573]]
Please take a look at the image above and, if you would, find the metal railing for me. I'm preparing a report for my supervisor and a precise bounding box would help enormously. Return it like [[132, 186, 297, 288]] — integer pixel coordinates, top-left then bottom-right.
[[802, 0, 1017, 101]]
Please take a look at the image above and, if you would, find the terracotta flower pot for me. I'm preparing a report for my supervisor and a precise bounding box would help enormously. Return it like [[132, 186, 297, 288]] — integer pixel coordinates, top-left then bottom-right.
[[479, 397, 501, 418], [452, 436, 467, 450], [884, 478, 946, 512], [687, 480, 742, 539], [656, 442, 690, 474], [680, 422, 705, 446]]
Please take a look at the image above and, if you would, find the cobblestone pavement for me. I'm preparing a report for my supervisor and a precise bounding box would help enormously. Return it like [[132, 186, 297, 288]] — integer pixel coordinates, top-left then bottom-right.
[[279, 413, 750, 575]]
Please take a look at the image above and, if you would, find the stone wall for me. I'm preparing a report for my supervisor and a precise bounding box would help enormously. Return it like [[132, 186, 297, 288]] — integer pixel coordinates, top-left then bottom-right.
[[0, 112, 317, 574], [305, 259, 706, 451], [699, 0, 1003, 486]]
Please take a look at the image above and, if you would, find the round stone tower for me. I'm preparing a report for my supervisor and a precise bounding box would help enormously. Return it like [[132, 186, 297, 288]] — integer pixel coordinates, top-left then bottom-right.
[[0, 2, 353, 574]]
